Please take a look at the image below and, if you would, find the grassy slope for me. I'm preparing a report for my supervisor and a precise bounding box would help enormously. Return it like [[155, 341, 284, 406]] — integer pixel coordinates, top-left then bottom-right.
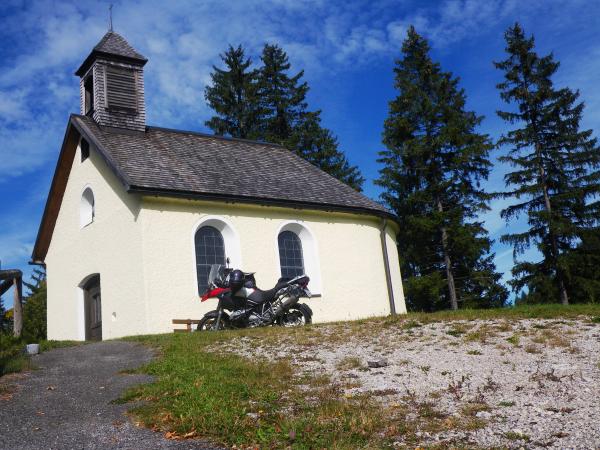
[[123, 330, 393, 448], [121, 304, 600, 449]]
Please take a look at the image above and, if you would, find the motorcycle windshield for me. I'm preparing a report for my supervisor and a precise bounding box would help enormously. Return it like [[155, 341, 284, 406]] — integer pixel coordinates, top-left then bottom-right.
[[207, 264, 224, 287]]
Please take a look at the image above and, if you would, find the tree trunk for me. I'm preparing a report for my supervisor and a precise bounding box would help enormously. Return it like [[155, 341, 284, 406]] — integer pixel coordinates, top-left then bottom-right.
[[13, 276, 23, 338], [523, 79, 570, 306], [537, 149, 569, 305], [437, 200, 458, 310]]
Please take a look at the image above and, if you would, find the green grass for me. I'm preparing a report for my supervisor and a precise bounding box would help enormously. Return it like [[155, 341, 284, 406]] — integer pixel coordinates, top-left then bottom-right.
[[506, 334, 521, 346], [398, 303, 600, 323], [0, 335, 30, 376], [504, 431, 531, 442], [336, 356, 363, 370], [121, 332, 400, 448], [120, 330, 488, 448], [498, 400, 515, 407], [121, 329, 493, 448], [38, 340, 81, 352], [114, 304, 600, 448]]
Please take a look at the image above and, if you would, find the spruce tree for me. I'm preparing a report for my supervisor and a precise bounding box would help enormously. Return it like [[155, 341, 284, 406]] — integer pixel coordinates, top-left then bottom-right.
[[22, 269, 47, 341], [495, 23, 600, 304], [257, 44, 364, 190], [204, 45, 262, 139], [205, 44, 364, 190], [566, 228, 600, 303], [377, 26, 506, 311], [258, 44, 308, 145], [286, 112, 364, 190]]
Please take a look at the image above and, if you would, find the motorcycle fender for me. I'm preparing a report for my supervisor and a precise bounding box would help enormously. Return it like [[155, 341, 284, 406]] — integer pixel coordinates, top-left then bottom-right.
[[298, 302, 313, 318], [202, 310, 230, 320]]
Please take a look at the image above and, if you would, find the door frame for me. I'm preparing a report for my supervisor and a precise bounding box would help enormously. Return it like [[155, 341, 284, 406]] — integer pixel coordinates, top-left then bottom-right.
[[81, 274, 102, 341]]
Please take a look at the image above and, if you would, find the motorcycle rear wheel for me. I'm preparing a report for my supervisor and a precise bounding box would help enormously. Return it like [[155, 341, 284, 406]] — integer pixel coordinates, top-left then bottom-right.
[[277, 303, 312, 327], [196, 314, 229, 331]]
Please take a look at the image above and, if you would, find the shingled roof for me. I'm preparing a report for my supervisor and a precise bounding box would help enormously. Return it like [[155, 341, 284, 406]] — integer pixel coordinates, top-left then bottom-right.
[[75, 31, 147, 76], [31, 115, 393, 263], [73, 115, 390, 216], [93, 31, 146, 60]]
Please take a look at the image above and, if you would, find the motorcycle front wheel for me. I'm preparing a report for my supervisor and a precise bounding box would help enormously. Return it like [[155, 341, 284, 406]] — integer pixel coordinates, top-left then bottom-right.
[[276, 303, 312, 327], [196, 314, 229, 331]]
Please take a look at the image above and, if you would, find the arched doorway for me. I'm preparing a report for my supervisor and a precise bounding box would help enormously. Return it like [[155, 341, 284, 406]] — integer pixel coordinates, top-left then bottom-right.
[[83, 275, 102, 341]]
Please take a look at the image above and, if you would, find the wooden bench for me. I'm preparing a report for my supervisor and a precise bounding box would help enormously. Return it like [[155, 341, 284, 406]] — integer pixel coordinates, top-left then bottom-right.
[[172, 319, 201, 332]]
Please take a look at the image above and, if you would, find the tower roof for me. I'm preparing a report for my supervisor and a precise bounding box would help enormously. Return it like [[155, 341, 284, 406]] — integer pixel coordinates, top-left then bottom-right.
[[75, 31, 147, 76]]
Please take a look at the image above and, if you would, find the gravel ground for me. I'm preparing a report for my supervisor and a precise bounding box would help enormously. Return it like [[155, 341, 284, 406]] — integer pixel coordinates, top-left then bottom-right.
[[0, 341, 219, 450], [220, 317, 600, 449]]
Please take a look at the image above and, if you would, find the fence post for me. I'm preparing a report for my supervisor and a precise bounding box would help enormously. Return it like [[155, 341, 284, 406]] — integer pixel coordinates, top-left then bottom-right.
[[13, 276, 23, 338]]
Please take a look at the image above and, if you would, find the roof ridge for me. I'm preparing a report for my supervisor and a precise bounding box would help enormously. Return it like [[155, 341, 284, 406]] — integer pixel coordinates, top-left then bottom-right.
[[93, 30, 146, 60]]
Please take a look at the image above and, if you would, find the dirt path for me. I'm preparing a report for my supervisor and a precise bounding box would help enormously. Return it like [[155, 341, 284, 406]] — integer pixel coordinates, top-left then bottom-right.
[[0, 341, 218, 450]]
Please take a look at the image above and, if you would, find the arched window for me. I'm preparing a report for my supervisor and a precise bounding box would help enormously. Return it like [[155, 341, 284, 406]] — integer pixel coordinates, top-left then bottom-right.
[[80, 187, 95, 227], [278, 230, 305, 279], [195, 226, 226, 294]]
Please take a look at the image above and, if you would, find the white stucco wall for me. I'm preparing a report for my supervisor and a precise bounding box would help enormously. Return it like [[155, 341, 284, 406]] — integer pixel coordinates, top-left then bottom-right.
[[45, 139, 146, 340], [138, 198, 406, 334], [45, 141, 406, 340]]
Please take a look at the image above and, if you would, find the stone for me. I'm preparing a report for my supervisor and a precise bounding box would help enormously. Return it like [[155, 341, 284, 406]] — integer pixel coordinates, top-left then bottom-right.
[[367, 358, 389, 368], [552, 364, 577, 378]]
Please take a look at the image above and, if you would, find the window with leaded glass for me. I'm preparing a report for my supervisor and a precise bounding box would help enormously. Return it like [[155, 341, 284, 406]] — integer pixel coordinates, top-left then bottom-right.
[[195, 226, 226, 294], [278, 230, 305, 279]]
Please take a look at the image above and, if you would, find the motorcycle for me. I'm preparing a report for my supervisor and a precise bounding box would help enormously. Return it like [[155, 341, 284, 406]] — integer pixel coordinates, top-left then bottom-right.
[[197, 264, 313, 330]]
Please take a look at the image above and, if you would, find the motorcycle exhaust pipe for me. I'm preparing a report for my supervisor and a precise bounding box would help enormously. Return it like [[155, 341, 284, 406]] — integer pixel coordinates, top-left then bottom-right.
[[273, 295, 300, 317]]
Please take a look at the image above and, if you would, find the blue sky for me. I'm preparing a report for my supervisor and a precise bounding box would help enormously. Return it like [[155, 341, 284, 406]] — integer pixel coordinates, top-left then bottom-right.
[[1, 0, 599, 306]]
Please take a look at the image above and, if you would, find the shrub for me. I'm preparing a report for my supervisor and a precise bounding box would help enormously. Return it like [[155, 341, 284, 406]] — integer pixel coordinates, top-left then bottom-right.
[[22, 281, 47, 342]]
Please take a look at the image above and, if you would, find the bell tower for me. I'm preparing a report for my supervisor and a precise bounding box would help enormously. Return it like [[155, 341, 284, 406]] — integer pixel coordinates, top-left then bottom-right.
[[75, 31, 147, 132]]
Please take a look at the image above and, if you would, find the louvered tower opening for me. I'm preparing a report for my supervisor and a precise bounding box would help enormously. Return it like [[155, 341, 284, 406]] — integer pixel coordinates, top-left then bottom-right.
[[84, 75, 94, 115], [106, 67, 137, 112]]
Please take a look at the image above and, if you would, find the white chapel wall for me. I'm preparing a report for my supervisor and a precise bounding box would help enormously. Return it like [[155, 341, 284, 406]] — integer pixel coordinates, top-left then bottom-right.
[[45, 137, 147, 340], [139, 197, 406, 334]]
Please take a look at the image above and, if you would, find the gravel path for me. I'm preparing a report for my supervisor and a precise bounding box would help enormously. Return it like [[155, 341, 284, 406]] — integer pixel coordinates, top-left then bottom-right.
[[222, 317, 600, 449], [0, 341, 218, 450]]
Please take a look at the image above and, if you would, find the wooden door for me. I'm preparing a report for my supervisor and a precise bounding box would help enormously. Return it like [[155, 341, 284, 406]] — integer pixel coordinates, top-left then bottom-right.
[[85, 278, 102, 341]]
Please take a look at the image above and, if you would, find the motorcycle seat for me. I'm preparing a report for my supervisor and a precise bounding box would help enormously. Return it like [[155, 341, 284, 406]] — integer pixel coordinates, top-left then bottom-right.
[[247, 278, 290, 305]]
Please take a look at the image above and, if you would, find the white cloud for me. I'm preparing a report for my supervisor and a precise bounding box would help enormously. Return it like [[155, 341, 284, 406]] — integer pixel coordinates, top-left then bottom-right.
[[0, 89, 29, 122], [0, 230, 33, 266], [1, 0, 599, 290], [386, 0, 531, 49], [0, 0, 544, 148]]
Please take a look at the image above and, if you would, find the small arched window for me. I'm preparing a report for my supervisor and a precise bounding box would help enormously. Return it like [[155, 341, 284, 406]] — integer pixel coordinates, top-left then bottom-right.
[[80, 187, 95, 227], [278, 230, 305, 279], [195, 226, 226, 294]]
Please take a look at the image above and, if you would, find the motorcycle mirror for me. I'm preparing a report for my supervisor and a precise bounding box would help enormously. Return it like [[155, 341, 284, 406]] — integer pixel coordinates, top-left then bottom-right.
[[226, 257, 230, 267]]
